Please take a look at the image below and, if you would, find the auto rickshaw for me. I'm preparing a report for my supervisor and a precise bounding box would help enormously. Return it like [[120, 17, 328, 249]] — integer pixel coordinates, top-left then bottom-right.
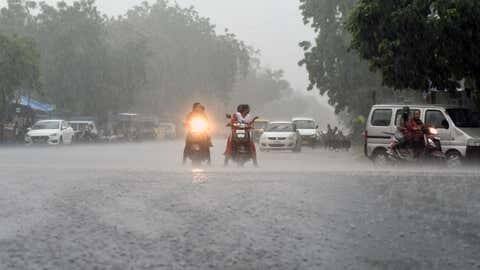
[[253, 119, 269, 142]]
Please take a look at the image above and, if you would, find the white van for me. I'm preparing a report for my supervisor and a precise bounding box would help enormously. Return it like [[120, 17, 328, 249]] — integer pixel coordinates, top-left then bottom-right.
[[365, 104, 480, 165], [292, 117, 319, 146]]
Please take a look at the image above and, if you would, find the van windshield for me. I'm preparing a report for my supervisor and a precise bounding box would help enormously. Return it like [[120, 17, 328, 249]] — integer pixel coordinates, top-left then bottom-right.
[[446, 109, 480, 128], [294, 120, 316, 129]]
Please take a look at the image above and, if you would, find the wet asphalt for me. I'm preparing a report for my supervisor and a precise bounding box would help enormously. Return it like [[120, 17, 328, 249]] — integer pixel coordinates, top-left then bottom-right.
[[0, 140, 479, 270]]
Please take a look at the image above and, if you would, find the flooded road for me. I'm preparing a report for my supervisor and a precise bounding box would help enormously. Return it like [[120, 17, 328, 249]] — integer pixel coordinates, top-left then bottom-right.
[[0, 140, 479, 269]]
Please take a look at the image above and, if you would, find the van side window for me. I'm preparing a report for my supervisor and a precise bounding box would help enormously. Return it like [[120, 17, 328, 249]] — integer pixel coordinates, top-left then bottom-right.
[[371, 109, 392, 126], [426, 110, 448, 129]]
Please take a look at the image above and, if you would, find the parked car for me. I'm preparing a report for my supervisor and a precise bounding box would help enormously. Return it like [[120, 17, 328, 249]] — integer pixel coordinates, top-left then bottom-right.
[[365, 104, 480, 166], [156, 122, 177, 139], [292, 117, 319, 147], [25, 120, 75, 145], [135, 118, 158, 141], [259, 121, 302, 152]]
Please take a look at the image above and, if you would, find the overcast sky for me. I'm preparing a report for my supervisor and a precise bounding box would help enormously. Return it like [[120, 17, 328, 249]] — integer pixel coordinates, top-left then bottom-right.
[[1, 0, 316, 91]]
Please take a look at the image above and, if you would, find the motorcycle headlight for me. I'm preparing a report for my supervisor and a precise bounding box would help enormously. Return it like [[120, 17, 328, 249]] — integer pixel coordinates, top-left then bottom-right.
[[428, 127, 438, 135], [190, 118, 208, 133]]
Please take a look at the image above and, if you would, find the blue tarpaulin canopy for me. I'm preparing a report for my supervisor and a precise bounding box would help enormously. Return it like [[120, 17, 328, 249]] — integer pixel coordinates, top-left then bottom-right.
[[18, 96, 55, 112]]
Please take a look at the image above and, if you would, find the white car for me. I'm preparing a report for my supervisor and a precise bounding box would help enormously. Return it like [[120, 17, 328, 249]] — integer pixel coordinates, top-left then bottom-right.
[[25, 120, 75, 145], [259, 121, 302, 152], [292, 117, 319, 146]]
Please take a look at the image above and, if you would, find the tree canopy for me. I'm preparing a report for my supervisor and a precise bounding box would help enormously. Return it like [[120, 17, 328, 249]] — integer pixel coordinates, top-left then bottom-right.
[[0, 32, 40, 140], [0, 0, 251, 121], [299, 0, 394, 119], [347, 0, 480, 92]]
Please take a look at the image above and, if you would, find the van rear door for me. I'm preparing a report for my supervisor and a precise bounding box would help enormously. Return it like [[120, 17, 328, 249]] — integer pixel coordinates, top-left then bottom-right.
[[367, 108, 395, 153]]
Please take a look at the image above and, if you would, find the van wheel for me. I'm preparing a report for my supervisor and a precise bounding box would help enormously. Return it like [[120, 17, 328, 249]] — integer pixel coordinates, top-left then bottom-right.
[[372, 149, 389, 166], [446, 151, 462, 168]]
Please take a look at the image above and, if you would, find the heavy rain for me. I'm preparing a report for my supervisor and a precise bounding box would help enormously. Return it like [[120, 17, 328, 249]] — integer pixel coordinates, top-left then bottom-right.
[[1, 0, 480, 269]]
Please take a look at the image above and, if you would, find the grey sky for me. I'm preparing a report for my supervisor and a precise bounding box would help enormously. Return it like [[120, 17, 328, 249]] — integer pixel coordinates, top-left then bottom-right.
[[1, 0, 315, 91]]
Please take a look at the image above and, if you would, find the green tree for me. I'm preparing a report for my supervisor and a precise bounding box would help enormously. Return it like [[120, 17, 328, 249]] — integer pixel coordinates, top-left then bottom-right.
[[299, 0, 392, 133], [347, 0, 480, 95], [0, 33, 39, 141]]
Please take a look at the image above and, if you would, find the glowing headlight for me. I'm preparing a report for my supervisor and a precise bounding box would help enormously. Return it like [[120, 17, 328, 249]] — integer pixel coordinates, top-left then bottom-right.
[[190, 118, 208, 133], [428, 127, 438, 135]]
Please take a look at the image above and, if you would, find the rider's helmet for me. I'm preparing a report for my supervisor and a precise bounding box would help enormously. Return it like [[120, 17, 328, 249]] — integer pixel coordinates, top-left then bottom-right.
[[237, 104, 250, 114], [243, 104, 250, 114], [237, 104, 244, 113]]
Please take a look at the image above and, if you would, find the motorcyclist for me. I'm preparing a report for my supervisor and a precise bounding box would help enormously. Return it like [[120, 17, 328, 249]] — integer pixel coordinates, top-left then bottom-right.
[[183, 103, 211, 164], [406, 110, 425, 157], [224, 104, 258, 166]]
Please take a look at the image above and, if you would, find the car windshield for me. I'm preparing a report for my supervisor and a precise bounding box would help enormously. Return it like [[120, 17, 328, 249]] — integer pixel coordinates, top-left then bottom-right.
[[294, 120, 315, 129], [446, 109, 480, 128], [267, 123, 294, 132], [32, 121, 59, 130]]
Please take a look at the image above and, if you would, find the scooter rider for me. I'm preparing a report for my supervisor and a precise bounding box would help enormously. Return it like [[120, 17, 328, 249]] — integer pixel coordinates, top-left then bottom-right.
[[224, 104, 258, 166], [406, 110, 425, 157], [183, 103, 211, 164]]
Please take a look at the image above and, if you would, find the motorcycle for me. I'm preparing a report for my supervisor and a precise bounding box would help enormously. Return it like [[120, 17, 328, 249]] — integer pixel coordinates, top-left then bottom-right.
[[185, 117, 211, 165], [226, 114, 257, 167], [385, 126, 446, 163]]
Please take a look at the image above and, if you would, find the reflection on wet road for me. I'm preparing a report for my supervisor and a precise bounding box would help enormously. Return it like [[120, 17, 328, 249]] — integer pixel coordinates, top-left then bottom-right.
[[0, 140, 479, 269], [192, 168, 208, 184]]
